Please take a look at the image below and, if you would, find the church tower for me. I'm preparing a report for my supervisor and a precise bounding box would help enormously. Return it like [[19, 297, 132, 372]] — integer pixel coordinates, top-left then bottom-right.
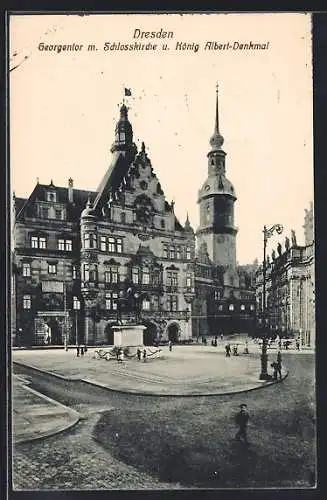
[[196, 85, 238, 268]]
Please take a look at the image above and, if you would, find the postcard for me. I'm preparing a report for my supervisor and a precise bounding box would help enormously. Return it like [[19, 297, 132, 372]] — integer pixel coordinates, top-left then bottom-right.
[[9, 12, 315, 490]]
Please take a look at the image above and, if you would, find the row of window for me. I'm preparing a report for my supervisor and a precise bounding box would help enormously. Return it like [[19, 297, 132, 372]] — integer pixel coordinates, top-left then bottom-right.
[[31, 236, 72, 251], [22, 293, 179, 312], [163, 244, 192, 260], [84, 234, 123, 253], [39, 206, 65, 220], [217, 303, 255, 312]]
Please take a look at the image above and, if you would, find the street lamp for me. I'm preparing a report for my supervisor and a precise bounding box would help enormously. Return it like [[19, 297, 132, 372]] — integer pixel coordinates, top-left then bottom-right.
[[73, 297, 81, 347], [260, 223, 283, 380]]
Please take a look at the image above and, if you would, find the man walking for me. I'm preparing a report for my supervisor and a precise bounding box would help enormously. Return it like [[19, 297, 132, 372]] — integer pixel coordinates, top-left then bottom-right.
[[168, 340, 172, 352], [235, 404, 250, 445], [225, 343, 231, 357]]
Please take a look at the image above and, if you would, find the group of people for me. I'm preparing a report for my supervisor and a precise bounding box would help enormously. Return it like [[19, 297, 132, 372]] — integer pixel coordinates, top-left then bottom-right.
[[225, 340, 249, 357], [136, 347, 147, 362], [76, 345, 87, 357]]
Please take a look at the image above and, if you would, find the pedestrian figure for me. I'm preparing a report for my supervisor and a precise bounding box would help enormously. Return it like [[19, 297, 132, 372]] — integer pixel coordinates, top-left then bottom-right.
[[225, 343, 231, 357], [276, 351, 282, 380], [278, 340, 282, 350], [117, 348, 123, 363], [220, 333, 224, 342], [80, 346, 84, 356], [244, 340, 249, 354], [137, 348, 141, 361], [296, 338, 300, 350], [143, 349, 147, 363], [203, 337, 207, 345], [168, 340, 172, 352], [232, 345, 239, 356], [235, 404, 250, 445], [76, 345, 80, 357], [84, 345, 88, 353], [271, 361, 278, 380]]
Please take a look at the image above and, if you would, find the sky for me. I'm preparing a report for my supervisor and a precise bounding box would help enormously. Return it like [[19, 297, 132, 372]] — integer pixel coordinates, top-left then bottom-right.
[[9, 13, 313, 264]]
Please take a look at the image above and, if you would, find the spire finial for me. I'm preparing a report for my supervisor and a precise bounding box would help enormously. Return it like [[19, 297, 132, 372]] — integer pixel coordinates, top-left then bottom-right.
[[215, 82, 219, 134], [209, 83, 224, 150]]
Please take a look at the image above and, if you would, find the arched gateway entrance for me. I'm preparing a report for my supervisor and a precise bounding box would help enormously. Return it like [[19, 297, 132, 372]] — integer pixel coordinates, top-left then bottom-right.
[[167, 322, 180, 343]]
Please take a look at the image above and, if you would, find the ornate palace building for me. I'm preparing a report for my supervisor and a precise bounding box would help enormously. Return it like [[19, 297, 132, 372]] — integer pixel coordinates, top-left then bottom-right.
[[12, 88, 256, 346], [255, 202, 315, 347]]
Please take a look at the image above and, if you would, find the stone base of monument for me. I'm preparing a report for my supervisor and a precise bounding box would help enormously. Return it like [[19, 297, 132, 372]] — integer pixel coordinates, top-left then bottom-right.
[[113, 325, 146, 347]]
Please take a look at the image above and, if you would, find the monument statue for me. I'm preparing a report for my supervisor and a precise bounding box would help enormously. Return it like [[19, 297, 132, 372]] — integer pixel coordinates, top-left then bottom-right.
[[285, 236, 290, 251], [291, 229, 297, 247], [116, 284, 142, 325]]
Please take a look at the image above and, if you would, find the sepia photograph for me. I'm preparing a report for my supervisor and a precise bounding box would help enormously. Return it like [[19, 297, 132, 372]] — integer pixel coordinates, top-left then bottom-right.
[[9, 12, 315, 490]]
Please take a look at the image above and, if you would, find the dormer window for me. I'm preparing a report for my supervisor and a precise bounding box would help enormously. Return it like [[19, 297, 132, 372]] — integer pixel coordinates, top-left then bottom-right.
[[46, 191, 57, 202]]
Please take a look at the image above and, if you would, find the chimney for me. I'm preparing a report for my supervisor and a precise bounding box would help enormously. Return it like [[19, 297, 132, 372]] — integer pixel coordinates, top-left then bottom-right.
[[68, 178, 74, 203]]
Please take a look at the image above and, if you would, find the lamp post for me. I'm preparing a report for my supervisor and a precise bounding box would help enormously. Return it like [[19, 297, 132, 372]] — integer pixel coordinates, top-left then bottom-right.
[[73, 297, 81, 347], [260, 223, 283, 380]]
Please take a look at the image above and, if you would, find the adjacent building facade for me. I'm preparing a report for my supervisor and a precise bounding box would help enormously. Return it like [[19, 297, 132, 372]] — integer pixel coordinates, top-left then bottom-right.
[[12, 89, 257, 346], [255, 202, 315, 347]]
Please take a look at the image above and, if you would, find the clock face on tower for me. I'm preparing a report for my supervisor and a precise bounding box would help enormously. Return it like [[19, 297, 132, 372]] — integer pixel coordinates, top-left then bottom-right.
[[134, 195, 153, 224]]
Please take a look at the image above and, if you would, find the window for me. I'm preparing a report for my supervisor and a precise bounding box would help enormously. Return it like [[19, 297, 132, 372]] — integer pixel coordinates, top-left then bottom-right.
[[48, 263, 57, 274], [100, 236, 107, 252], [176, 246, 181, 260], [250, 304, 255, 311], [186, 275, 192, 288], [83, 263, 89, 281], [218, 304, 223, 311], [46, 192, 57, 202], [108, 237, 115, 252], [142, 267, 150, 285], [58, 239, 72, 251], [142, 298, 151, 310], [105, 292, 118, 310], [72, 265, 77, 280], [22, 262, 31, 277], [40, 206, 49, 218], [39, 237, 46, 249], [161, 219, 165, 229], [168, 295, 178, 311], [55, 209, 62, 220], [169, 246, 175, 259], [84, 233, 96, 249], [240, 304, 245, 311], [31, 236, 47, 249], [23, 294, 31, 309], [89, 265, 98, 282], [111, 267, 118, 284], [132, 267, 139, 284], [229, 303, 234, 312], [65, 240, 72, 251], [186, 246, 191, 260], [163, 245, 168, 259], [84, 234, 90, 249], [121, 213, 126, 224], [73, 296, 81, 310], [214, 290, 221, 300], [119, 132, 125, 142], [167, 271, 178, 287], [152, 296, 159, 310], [116, 238, 123, 253]]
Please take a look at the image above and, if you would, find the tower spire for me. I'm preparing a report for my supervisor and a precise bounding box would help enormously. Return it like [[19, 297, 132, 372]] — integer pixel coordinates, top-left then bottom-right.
[[209, 83, 224, 151]]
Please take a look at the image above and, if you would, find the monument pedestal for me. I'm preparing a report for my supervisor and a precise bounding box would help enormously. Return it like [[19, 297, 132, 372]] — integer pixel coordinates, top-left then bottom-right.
[[113, 325, 146, 347]]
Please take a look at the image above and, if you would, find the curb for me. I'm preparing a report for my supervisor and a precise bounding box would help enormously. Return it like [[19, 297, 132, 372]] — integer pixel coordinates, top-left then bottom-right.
[[13, 378, 80, 445], [13, 360, 289, 398]]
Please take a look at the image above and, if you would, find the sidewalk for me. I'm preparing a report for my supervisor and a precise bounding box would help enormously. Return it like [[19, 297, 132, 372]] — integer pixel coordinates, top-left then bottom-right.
[[13, 375, 80, 444]]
